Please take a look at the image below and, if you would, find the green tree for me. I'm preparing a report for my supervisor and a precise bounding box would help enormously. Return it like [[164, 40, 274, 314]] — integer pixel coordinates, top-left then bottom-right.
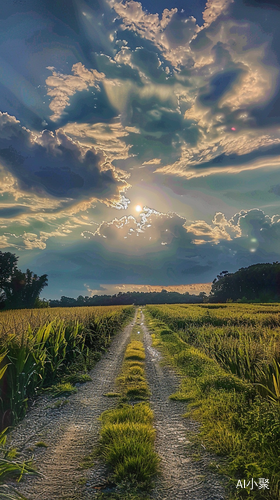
[[0, 252, 48, 309], [210, 263, 280, 302]]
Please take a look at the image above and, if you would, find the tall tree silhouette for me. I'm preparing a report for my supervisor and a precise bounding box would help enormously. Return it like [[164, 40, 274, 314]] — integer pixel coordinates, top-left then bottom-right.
[[0, 252, 48, 309]]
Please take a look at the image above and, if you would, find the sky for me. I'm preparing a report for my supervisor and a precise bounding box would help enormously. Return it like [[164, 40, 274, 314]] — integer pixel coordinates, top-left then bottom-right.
[[1, 0, 280, 299]]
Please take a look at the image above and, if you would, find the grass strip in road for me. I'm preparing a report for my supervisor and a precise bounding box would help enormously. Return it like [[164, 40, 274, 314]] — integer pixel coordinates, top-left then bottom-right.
[[144, 310, 280, 500], [116, 333, 150, 401], [99, 403, 158, 485], [97, 319, 159, 498]]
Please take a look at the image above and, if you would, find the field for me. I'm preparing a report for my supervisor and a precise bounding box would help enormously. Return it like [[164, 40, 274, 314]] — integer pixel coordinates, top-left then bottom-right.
[[0, 305, 134, 429], [145, 303, 280, 499], [1, 302, 279, 500]]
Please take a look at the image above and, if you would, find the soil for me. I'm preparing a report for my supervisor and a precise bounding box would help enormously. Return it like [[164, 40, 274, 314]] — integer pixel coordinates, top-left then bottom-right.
[[7, 309, 226, 499]]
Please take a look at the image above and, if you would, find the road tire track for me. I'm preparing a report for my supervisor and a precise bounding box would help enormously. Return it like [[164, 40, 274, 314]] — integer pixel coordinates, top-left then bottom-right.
[[142, 311, 226, 500]]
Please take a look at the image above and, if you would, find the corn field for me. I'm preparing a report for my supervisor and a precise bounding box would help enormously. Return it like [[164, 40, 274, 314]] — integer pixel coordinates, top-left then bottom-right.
[[0, 305, 134, 430]]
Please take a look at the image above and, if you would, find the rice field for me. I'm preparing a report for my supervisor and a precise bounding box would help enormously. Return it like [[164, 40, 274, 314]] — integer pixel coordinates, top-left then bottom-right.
[[145, 303, 280, 499], [146, 303, 280, 399]]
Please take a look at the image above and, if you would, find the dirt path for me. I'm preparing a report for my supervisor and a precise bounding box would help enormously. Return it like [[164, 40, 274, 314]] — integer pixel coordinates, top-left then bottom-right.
[[8, 312, 137, 500], [141, 311, 226, 500]]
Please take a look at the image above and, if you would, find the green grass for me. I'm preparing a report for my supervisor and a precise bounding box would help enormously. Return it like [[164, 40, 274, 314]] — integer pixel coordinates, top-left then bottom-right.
[[35, 441, 48, 448], [79, 451, 96, 470], [145, 308, 280, 500], [46, 382, 78, 397], [104, 392, 122, 398], [117, 336, 150, 400], [51, 398, 69, 408], [62, 373, 92, 384], [99, 404, 159, 485], [96, 320, 159, 495], [0, 429, 38, 487], [100, 403, 154, 426], [0, 485, 30, 499]]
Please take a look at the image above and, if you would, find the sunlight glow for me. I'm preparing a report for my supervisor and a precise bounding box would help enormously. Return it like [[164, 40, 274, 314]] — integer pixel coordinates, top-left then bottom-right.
[[135, 205, 142, 212]]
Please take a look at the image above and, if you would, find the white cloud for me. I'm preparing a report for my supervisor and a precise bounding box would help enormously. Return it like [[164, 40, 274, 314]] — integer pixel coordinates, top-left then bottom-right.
[[155, 128, 280, 178], [202, 0, 234, 27], [46, 63, 105, 121], [112, 0, 198, 68], [59, 120, 132, 164]]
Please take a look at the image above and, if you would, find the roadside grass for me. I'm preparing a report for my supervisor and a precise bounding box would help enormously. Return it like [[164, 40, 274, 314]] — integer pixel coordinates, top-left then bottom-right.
[[144, 309, 280, 500], [104, 393, 122, 398], [34, 442, 48, 448], [0, 428, 38, 500], [97, 320, 159, 496], [79, 448, 98, 470], [44, 382, 78, 397], [62, 373, 92, 384], [50, 398, 69, 409]]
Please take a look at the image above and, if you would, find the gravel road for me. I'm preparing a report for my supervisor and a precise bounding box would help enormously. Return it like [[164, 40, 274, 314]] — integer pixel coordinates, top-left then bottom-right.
[[8, 312, 137, 500], [141, 311, 226, 500], [7, 309, 226, 500]]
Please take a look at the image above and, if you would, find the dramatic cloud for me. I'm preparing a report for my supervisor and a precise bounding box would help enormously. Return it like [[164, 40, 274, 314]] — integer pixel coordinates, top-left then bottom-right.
[[0, 112, 129, 212], [84, 207, 280, 256], [30, 207, 280, 298], [46, 63, 105, 122], [84, 208, 188, 251], [1, 0, 280, 298]]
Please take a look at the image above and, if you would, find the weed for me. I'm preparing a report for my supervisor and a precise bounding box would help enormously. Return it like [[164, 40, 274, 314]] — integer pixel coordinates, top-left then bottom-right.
[[35, 442, 48, 448], [52, 398, 69, 408], [97, 324, 159, 494], [0, 428, 38, 484], [79, 450, 97, 470], [99, 413, 159, 484], [104, 393, 121, 398], [47, 382, 77, 397], [0, 484, 30, 499], [117, 337, 149, 400], [62, 373, 92, 385]]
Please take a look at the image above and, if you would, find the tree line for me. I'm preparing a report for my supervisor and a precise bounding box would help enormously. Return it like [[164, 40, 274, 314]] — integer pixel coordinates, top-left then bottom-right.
[[209, 262, 280, 302], [49, 290, 207, 307]]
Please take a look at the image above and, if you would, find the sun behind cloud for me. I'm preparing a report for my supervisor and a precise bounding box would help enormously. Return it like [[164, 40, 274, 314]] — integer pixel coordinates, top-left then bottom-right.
[[135, 205, 142, 213]]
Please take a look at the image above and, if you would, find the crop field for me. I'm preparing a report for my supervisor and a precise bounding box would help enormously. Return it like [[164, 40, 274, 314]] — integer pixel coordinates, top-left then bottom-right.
[[145, 303, 280, 499], [2, 303, 279, 500], [0, 305, 134, 430]]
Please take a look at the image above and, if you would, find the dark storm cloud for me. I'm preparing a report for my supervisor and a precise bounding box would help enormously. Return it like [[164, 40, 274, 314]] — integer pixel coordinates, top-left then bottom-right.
[[189, 142, 280, 173], [0, 113, 127, 204], [131, 48, 165, 81], [0, 206, 32, 218], [53, 84, 119, 128]]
